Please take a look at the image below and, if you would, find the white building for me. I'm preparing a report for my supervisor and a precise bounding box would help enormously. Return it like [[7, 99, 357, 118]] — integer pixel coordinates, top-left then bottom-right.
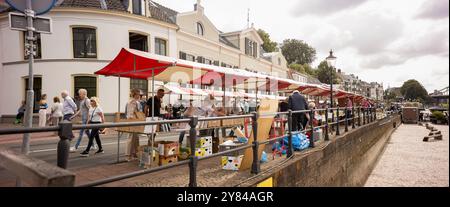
[[0, 0, 295, 122], [175, 0, 290, 94], [0, 0, 178, 121]]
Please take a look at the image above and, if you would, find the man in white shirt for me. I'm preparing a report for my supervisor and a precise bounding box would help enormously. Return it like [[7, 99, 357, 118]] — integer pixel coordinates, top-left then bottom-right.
[[61, 90, 77, 121]]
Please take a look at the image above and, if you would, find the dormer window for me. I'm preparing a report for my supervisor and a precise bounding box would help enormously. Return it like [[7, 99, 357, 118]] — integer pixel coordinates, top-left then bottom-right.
[[197, 22, 204, 36], [132, 0, 142, 15]]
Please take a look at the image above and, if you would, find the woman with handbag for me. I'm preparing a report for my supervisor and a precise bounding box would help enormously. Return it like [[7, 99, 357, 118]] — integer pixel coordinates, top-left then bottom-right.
[[125, 88, 142, 161], [80, 97, 104, 157]]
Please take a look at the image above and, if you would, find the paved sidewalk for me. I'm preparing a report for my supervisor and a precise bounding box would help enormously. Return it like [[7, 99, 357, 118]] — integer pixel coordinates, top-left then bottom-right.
[[365, 124, 449, 187]]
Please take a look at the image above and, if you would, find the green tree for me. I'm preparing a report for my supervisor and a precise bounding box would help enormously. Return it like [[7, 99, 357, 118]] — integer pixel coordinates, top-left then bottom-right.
[[303, 64, 317, 77], [400, 79, 429, 102], [280, 39, 316, 65], [316, 61, 339, 84], [289, 63, 306, 74], [384, 90, 397, 101], [257, 29, 278, 53]]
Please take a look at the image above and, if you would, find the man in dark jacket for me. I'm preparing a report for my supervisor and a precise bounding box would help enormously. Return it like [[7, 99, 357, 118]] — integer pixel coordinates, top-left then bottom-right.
[[288, 90, 309, 131]]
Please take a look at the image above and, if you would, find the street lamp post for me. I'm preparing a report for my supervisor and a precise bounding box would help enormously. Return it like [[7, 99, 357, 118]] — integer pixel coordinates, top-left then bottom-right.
[[326, 50, 337, 107]]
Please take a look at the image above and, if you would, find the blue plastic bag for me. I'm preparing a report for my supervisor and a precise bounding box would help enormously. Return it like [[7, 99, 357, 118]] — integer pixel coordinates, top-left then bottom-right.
[[283, 132, 309, 151], [261, 151, 268, 163]]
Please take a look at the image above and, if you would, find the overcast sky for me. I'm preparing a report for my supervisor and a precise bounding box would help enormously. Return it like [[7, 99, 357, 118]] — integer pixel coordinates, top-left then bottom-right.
[[154, 0, 449, 92]]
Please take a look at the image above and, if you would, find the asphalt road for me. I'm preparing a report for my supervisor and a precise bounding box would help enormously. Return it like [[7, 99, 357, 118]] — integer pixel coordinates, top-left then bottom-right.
[[0, 131, 181, 185]]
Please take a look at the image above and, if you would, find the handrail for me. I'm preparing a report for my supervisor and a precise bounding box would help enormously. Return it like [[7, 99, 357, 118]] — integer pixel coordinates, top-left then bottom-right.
[[0, 106, 381, 187]]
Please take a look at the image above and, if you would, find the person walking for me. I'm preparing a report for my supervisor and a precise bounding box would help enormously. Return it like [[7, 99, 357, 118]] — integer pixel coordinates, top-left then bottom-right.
[[61, 90, 77, 121], [14, 101, 26, 124], [288, 90, 309, 131], [70, 89, 94, 152], [49, 97, 63, 126], [80, 97, 104, 157], [38, 94, 48, 127], [126, 88, 142, 161]]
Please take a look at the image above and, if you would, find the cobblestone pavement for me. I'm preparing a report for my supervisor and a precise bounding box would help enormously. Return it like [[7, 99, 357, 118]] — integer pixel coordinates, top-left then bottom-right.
[[365, 124, 449, 187]]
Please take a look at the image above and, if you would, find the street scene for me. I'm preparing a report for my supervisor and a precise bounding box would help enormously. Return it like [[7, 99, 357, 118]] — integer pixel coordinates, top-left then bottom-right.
[[0, 0, 448, 189]]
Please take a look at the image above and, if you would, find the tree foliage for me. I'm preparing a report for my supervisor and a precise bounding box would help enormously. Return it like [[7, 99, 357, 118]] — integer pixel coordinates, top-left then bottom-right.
[[316, 61, 339, 84], [289, 63, 306, 74], [257, 29, 278, 53], [400, 79, 429, 102], [280, 39, 316, 65]]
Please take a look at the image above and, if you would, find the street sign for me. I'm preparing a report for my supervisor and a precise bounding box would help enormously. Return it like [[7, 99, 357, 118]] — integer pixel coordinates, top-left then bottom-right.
[[9, 12, 52, 33], [5, 0, 56, 15]]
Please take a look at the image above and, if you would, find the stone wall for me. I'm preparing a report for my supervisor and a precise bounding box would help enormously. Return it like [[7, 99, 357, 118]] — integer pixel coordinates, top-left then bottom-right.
[[243, 115, 401, 187]]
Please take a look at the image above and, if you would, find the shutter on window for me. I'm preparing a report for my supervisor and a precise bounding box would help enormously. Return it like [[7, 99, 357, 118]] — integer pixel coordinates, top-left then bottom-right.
[[253, 42, 258, 58]]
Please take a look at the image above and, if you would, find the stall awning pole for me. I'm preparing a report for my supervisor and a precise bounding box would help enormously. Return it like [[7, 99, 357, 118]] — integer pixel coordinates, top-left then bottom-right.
[[117, 75, 121, 163]]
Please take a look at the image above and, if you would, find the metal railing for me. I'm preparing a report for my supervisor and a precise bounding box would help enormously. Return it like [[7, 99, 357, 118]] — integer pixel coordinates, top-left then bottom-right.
[[0, 106, 379, 187]]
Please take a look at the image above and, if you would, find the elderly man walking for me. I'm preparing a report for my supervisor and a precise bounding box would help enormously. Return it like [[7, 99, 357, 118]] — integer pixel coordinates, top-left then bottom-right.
[[61, 90, 77, 121], [70, 89, 96, 152]]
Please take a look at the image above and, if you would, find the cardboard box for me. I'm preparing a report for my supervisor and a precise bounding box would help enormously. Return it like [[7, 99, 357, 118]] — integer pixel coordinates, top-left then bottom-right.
[[137, 145, 159, 168], [196, 136, 213, 148], [158, 141, 179, 157], [221, 155, 244, 171], [159, 155, 178, 166], [195, 146, 212, 157]]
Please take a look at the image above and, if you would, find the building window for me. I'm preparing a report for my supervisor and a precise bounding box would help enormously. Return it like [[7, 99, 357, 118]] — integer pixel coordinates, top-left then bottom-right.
[[24, 77, 42, 113], [197, 22, 204, 36], [74, 76, 97, 100], [23, 32, 41, 60], [129, 32, 148, 52], [186, 54, 195, 62], [197, 56, 205, 64], [278, 58, 281, 66], [73, 27, 97, 58], [132, 0, 142, 15], [245, 38, 257, 58], [155, 38, 167, 56], [130, 78, 148, 96], [205, 59, 212, 65], [179, 51, 187, 60]]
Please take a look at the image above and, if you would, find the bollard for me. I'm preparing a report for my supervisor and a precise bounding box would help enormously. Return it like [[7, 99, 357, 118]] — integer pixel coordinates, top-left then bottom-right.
[[57, 121, 73, 169], [309, 110, 315, 148], [287, 110, 294, 157], [188, 116, 198, 187], [324, 108, 329, 141], [344, 107, 349, 132], [251, 112, 260, 174], [336, 107, 340, 136]]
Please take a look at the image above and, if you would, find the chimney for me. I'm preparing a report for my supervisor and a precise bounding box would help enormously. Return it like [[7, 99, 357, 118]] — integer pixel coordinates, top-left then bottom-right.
[[194, 0, 204, 14]]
